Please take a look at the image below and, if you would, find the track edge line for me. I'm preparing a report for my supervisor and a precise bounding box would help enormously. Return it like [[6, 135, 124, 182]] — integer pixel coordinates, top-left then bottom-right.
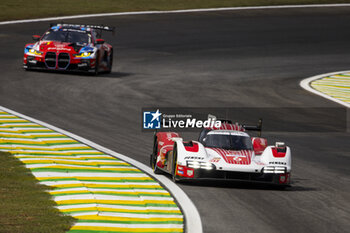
[[300, 71, 350, 108]]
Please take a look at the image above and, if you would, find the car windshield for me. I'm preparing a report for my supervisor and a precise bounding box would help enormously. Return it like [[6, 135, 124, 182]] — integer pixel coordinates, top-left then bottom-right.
[[203, 134, 253, 150], [42, 30, 90, 44]]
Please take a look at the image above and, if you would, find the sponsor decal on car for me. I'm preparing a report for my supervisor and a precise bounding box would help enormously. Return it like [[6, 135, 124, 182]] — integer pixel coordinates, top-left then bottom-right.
[[209, 157, 221, 163], [184, 156, 204, 160], [187, 170, 194, 176]]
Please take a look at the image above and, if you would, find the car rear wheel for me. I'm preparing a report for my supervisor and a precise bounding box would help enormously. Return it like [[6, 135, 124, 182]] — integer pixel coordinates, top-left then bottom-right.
[[106, 50, 113, 74], [152, 157, 162, 174], [171, 144, 180, 183], [151, 135, 162, 174], [94, 53, 99, 75]]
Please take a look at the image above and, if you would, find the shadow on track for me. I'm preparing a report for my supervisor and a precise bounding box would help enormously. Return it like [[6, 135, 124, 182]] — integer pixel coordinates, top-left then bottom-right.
[[166, 176, 317, 192], [24, 69, 132, 79]]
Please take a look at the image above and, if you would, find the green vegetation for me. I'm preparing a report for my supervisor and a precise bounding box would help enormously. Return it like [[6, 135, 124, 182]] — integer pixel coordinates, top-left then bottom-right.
[[0, 152, 75, 233], [1, 0, 350, 21]]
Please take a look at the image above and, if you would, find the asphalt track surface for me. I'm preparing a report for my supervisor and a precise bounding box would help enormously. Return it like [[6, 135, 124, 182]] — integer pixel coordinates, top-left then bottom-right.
[[0, 7, 350, 233]]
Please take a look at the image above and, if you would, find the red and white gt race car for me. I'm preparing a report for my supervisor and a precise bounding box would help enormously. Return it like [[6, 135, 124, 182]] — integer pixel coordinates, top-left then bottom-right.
[[150, 119, 291, 186]]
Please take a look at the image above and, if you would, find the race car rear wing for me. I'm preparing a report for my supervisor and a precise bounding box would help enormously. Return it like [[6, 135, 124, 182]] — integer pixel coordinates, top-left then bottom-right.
[[49, 23, 115, 37], [242, 118, 263, 137], [208, 114, 263, 136], [208, 114, 233, 124]]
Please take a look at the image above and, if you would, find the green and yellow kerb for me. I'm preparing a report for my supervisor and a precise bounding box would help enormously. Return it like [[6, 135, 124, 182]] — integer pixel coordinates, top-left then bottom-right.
[[0, 111, 183, 233]]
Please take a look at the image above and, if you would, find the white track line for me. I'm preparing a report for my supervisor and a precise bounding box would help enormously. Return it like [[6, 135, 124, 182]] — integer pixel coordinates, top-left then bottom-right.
[[0, 105, 202, 233], [1, 4, 350, 26], [300, 71, 350, 108]]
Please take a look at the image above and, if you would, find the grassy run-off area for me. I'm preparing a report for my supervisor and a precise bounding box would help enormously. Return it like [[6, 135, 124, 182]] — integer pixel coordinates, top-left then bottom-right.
[[0, 152, 75, 233], [1, 0, 350, 21]]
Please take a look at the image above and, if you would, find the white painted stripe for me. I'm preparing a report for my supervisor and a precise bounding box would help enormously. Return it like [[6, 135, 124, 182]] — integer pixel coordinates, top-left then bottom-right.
[[19, 158, 126, 163], [98, 213, 182, 218], [73, 222, 183, 228], [5, 149, 100, 153], [0, 137, 74, 141], [25, 164, 134, 169], [94, 204, 179, 211], [81, 188, 168, 193], [1, 127, 51, 130], [50, 144, 92, 148], [51, 188, 168, 194], [71, 212, 99, 216], [54, 194, 96, 201], [57, 204, 178, 211], [0, 106, 201, 232], [71, 212, 183, 218], [0, 132, 60, 136], [57, 204, 97, 209], [33, 172, 148, 178], [25, 133, 63, 135], [1, 4, 350, 26], [300, 71, 350, 108], [15, 155, 111, 160], [54, 194, 173, 202], [49, 187, 89, 192], [40, 181, 159, 186], [0, 124, 39, 127]]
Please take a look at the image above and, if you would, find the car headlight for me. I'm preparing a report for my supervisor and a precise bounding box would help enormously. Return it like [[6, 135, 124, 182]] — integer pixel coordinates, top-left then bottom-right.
[[186, 161, 215, 170], [28, 48, 43, 55], [74, 52, 93, 58], [263, 166, 287, 174]]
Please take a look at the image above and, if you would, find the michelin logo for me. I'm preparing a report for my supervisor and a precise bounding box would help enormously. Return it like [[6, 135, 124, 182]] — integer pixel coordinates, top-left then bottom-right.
[[143, 109, 162, 129]]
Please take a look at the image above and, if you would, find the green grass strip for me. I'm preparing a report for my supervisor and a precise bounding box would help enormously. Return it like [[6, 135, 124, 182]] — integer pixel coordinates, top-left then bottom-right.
[[2, 0, 350, 22], [0, 152, 75, 233]]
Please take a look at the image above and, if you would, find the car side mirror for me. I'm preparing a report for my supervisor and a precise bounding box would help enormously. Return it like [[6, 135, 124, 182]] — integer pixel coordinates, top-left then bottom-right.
[[32, 35, 41, 41], [96, 39, 105, 44]]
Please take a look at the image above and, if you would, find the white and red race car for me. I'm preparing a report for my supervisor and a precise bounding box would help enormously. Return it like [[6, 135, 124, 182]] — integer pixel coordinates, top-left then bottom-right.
[[150, 118, 291, 186]]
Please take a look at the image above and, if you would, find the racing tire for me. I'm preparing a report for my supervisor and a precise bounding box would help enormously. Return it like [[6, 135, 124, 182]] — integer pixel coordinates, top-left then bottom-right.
[[151, 154, 162, 174], [23, 64, 31, 71], [151, 135, 162, 174], [106, 50, 113, 74], [94, 52, 99, 75], [171, 144, 180, 183]]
